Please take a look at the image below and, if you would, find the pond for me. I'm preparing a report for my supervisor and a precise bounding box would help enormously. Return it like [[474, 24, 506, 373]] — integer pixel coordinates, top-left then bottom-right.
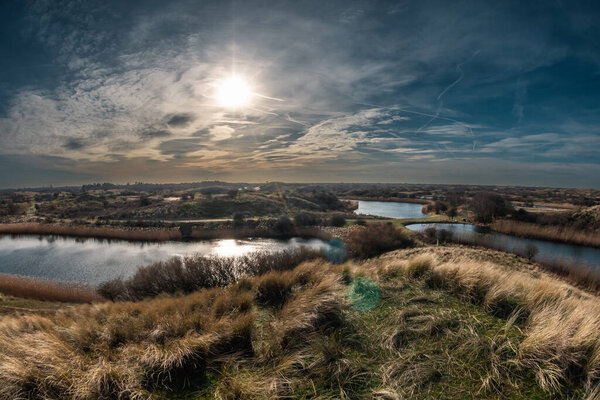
[[352, 200, 427, 219], [406, 223, 600, 269], [0, 235, 330, 285]]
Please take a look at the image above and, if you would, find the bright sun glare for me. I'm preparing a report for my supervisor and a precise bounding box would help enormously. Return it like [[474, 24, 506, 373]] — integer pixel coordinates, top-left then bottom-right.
[[217, 77, 251, 108]]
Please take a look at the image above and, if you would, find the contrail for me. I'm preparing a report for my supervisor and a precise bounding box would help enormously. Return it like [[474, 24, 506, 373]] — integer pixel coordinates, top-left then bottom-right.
[[253, 93, 285, 102], [416, 50, 480, 134], [284, 113, 310, 127]]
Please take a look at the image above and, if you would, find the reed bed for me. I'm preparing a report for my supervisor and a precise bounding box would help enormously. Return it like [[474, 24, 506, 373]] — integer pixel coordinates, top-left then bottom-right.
[[491, 220, 600, 248], [0, 223, 181, 241], [0, 274, 103, 303]]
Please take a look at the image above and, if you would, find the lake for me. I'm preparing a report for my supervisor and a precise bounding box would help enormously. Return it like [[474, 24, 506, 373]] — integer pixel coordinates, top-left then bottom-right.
[[406, 223, 600, 269], [0, 235, 330, 285], [352, 200, 426, 219]]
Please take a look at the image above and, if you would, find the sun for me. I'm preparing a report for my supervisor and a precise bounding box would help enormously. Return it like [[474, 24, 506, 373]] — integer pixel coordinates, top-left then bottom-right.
[[216, 77, 251, 108]]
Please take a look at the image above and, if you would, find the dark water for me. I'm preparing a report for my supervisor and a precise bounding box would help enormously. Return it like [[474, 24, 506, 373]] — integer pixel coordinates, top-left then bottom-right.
[[406, 223, 600, 269], [353, 200, 426, 219], [0, 235, 330, 284]]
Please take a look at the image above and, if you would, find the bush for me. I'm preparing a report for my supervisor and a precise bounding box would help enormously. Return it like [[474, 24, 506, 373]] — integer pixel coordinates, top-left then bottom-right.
[[97, 248, 322, 301], [447, 207, 457, 220], [294, 212, 320, 227], [330, 214, 346, 227], [523, 243, 539, 261], [433, 201, 448, 213], [345, 222, 414, 259], [232, 212, 245, 228], [273, 216, 295, 236]]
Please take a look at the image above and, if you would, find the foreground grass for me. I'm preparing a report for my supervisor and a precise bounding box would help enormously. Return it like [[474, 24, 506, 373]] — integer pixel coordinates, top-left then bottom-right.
[[2, 245, 599, 398]]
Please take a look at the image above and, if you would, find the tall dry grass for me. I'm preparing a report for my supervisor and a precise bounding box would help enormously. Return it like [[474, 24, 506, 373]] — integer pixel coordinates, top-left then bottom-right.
[[0, 223, 181, 241], [415, 225, 600, 293], [375, 252, 600, 395], [0, 274, 103, 303], [0, 260, 342, 399], [491, 220, 600, 248]]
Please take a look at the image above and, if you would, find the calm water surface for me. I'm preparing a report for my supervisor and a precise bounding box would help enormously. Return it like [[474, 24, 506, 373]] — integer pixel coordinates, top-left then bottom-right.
[[406, 223, 600, 269], [353, 200, 426, 219], [0, 235, 330, 284]]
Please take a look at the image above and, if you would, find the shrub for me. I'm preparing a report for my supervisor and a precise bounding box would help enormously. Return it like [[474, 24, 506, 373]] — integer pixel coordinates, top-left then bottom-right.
[[294, 212, 320, 227], [273, 216, 295, 236], [447, 207, 458, 220], [523, 243, 539, 261], [355, 219, 367, 226], [232, 212, 245, 228], [139, 195, 151, 206], [345, 222, 414, 259], [330, 214, 347, 227], [97, 248, 322, 301], [433, 200, 448, 213]]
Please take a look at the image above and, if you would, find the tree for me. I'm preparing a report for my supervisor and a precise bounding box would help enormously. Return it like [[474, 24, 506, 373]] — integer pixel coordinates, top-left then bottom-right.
[[433, 200, 448, 214], [523, 243, 539, 261], [294, 212, 319, 227], [274, 216, 295, 236], [139, 196, 151, 206], [469, 192, 509, 223], [6, 201, 20, 215], [447, 207, 458, 220], [227, 189, 239, 199], [232, 212, 245, 228]]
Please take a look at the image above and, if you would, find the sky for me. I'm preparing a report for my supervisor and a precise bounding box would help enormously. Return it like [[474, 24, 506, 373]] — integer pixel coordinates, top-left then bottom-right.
[[0, 0, 599, 189]]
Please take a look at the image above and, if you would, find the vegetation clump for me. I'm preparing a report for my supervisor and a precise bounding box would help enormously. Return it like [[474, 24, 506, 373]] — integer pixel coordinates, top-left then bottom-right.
[[98, 248, 322, 301], [346, 222, 414, 258]]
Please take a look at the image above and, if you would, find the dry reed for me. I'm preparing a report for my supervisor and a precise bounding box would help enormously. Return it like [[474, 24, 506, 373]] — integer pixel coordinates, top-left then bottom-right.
[[491, 220, 600, 248], [0, 274, 103, 303], [0, 223, 181, 241]]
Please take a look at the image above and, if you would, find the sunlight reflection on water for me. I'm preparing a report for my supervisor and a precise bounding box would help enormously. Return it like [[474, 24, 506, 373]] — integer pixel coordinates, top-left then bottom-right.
[[0, 235, 330, 284]]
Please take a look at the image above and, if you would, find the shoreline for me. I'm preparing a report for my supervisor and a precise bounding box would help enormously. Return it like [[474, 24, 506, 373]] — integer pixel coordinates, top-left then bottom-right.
[[402, 219, 600, 249], [340, 196, 431, 205], [490, 220, 600, 249], [0, 222, 332, 242]]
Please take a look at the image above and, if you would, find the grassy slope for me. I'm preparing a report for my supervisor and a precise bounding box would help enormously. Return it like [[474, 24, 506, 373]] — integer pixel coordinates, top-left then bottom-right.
[[5, 245, 598, 398], [156, 260, 549, 400]]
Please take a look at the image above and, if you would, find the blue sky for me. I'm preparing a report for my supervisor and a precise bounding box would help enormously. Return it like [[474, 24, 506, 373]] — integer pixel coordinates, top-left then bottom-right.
[[1, 0, 599, 188]]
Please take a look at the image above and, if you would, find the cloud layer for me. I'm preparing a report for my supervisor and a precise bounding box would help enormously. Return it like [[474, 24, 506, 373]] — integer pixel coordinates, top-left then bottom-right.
[[0, 0, 599, 188]]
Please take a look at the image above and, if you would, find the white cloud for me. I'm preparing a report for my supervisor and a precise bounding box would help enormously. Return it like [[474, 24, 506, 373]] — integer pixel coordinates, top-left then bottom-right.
[[209, 125, 236, 141]]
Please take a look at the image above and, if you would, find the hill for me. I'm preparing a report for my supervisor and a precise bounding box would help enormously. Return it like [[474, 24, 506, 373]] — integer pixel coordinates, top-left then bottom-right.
[[0, 245, 598, 398]]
